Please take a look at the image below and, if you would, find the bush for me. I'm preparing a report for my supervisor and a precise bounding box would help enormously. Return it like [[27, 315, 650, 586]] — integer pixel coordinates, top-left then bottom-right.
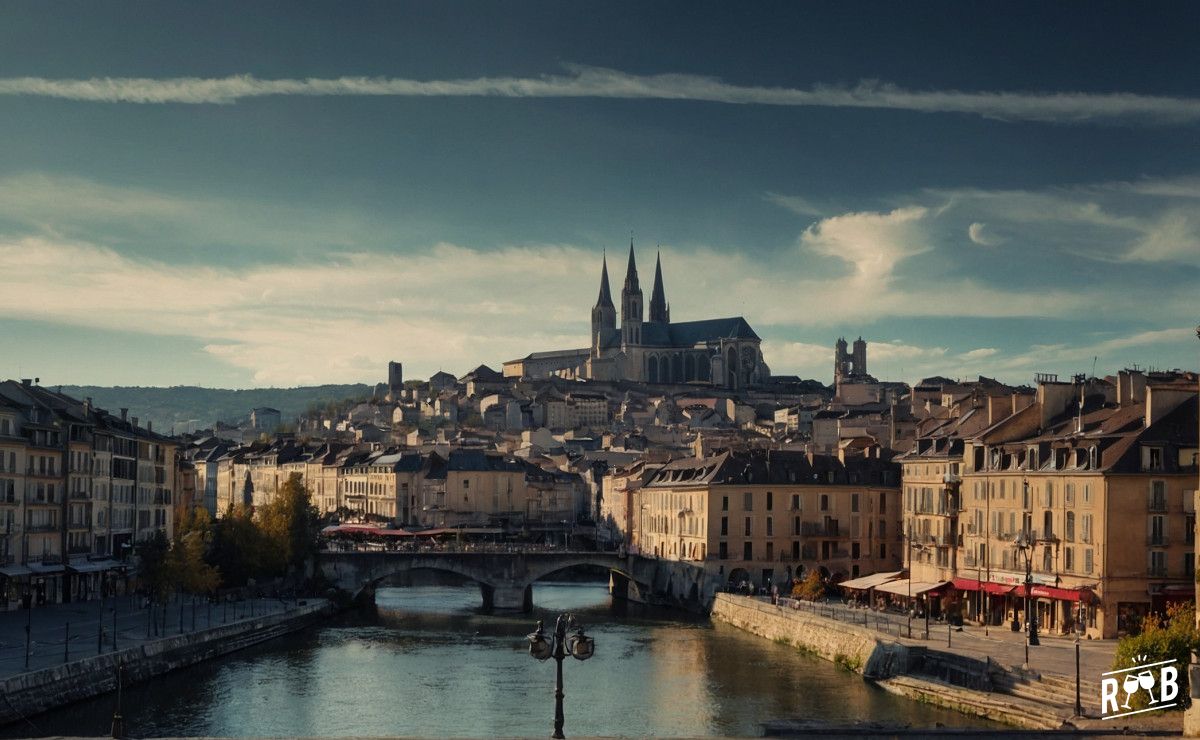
[[1111, 603, 1198, 710], [791, 571, 826, 601]]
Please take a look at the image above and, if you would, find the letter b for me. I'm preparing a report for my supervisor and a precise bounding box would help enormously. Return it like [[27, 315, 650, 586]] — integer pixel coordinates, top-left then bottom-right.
[[1160, 665, 1179, 704]]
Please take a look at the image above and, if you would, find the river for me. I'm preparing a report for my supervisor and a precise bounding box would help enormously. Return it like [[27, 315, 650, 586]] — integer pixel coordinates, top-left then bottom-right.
[[11, 582, 995, 737]]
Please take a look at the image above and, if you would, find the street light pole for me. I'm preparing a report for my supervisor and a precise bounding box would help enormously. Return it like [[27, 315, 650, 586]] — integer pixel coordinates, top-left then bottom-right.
[[527, 613, 595, 739]]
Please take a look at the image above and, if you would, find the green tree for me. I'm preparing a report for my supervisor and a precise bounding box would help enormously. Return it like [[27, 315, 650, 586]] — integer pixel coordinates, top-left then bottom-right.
[[1112, 603, 1199, 710], [136, 529, 174, 603], [210, 503, 272, 587], [257, 473, 321, 574]]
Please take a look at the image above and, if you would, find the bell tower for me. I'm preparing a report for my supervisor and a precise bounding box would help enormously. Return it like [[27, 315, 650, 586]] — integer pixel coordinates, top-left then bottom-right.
[[620, 239, 643, 346]]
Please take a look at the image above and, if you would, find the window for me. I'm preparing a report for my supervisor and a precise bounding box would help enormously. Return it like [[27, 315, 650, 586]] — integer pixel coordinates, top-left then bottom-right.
[[463, 479, 469, 489], [1042, 547, 1052, 572], [1186, 553, 1195, 579], [1150, 515, 1166, 546], [1149, 447, 1163, 471], [719, 541, 728, 559], [1150, 481, 1167, 511], [791, 494, 800, 510], [879, 519, 886, 538], [852, 542, 860, 560], [851, 493, 859, 513], [766, 491, 773, 511], [1065, 512, 1075, 542], [1149, 550, 1167, 577], [1081, 514, 1092, 543], [743, 492, 753, 511], [1084, 548, 1093, 574], [820, 494, 829, 511], [721, 496, 728, 511], [1083, 484, 1091, 504], [766, 517, 773, 536], [720, 517, 728, 536], [1188, 515, 1196, 546], [744, 517, 752, 536], [1065, 547, 1074, 572], [743, 542, 753, 560], [879, 492, 886, 513], [879, 543, 886, 558], [1065, 482, 1074, 506]]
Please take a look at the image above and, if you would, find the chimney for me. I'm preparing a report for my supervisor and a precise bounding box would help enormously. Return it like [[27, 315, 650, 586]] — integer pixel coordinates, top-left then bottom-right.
[[20, 378, 30, 387], [131, 416, 139, 429], [120, 408, 128, 421]]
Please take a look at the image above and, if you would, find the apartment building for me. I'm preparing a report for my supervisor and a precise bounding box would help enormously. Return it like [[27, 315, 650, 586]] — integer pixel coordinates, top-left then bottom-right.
[[903, 371, 1198, 639], [0, 381, 176, 609], [636, 449, 903, 588]]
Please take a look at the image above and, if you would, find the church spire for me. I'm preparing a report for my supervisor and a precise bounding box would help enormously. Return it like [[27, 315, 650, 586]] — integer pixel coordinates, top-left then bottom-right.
[[620, 237, 643, 346], [623, 237, 640, 292], [648, 248, 669, 323], [595, 251, 614, 308]]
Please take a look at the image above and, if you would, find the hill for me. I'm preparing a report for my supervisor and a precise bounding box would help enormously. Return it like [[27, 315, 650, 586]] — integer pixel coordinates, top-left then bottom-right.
[[57, 384, 375, 434]]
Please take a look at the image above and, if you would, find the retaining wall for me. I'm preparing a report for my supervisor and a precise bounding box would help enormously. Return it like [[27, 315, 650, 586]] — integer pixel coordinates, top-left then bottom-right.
[[0, 600, 334, 727], [711, 594, 911, 678]]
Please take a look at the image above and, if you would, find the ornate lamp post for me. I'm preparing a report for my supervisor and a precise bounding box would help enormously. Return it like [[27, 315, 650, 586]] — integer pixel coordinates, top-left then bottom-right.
[[1014, 534, 1040, 670], [527, 613, 594, 739]]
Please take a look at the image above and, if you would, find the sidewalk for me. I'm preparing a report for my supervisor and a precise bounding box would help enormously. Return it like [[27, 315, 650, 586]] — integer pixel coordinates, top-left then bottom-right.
[[0, 594, 298, 680], [774, 597, 1117, 679]]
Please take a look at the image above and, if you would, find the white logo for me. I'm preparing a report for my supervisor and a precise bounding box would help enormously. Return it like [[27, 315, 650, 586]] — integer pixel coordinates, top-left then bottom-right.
[[1100, 656, 1180, 720]]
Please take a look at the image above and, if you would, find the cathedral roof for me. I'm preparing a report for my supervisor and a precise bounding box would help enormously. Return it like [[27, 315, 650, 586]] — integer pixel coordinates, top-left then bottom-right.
[[641, 316, 760, 347]]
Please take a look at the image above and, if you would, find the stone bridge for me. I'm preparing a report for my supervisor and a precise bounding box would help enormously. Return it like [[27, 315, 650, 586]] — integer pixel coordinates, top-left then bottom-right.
[[318, 550, 634, 611]]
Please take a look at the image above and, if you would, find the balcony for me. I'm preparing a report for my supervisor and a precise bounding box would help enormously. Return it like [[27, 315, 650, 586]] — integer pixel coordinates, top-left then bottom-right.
[[69, 491, 91, 501], [1148, 498, 1168, 513], [799, 522, 848, 538], [962, 554, 978, 568], [25, 522, 59, 533], [1148, 565, 1168, 578], [1147, 535, 1170, 547]]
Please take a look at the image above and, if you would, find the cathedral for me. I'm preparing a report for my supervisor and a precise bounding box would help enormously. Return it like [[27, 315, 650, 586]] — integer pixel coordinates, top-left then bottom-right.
[[505, 242, 770, 389]]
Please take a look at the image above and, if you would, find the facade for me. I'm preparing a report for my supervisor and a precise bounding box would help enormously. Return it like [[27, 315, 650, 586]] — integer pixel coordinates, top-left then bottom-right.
[[635, 449, 902, 588], [505, 243, 771, 389], [902, 371, 1198, 639], [0, 381, 177, 609]]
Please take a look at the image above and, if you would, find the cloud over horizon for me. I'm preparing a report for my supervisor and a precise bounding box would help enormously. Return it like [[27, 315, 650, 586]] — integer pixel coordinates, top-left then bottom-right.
[[3, 66, 1200, 125]]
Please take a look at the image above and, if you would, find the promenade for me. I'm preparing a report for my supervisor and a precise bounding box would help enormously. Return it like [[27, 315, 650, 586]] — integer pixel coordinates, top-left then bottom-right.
[[774, 596, 1117, 679], [0, 595, 299, 680]]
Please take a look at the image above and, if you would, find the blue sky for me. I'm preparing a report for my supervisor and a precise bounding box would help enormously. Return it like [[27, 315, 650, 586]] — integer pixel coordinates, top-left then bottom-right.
[[0, 1, 1197, 387]]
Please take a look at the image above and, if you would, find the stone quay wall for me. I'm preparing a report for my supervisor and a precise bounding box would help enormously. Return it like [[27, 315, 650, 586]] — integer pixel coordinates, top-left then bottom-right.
[[0, 599, 333, 727], [711, 593, 911, 678]]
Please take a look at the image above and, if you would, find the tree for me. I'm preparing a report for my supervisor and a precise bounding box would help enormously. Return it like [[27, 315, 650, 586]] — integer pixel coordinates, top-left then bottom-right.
[[210, 503, 272, 587], [172, 507, 221, 595], [257, 473, 321, 574], [1112, 603, 1199, 709], [136, 529, 174, 603]]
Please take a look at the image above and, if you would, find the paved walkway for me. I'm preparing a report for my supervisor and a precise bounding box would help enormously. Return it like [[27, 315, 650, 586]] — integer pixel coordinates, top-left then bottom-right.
[[774, 597, 1117, 679], [0, 595, 300, 680]]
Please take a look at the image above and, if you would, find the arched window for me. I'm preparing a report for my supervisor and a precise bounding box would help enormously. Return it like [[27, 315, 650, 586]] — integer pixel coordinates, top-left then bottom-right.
[[659, 355, 670, 384], [647, 355, 658, 384]]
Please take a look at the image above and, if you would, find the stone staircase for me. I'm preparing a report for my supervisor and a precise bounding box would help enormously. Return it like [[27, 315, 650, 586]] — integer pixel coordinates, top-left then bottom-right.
[[988, 663, 1102, 718]]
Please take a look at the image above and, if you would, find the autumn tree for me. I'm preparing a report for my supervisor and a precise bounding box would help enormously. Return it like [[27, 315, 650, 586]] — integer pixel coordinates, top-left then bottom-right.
[[257, 473, 321, 574]]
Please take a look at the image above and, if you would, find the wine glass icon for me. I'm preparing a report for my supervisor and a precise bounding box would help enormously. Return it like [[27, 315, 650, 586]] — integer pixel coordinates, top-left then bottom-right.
[[1138, 669, 1158, 703], [1121, 673, 1141, 709]]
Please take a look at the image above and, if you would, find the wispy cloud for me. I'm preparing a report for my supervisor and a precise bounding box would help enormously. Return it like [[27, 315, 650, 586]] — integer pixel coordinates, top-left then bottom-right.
[[2, 66, 1199, 124], [966, 222, 1003, 246]]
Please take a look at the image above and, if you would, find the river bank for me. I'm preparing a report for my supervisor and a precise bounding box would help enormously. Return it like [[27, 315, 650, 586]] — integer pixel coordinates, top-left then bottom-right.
[[0, 598, 333, 728], [711, 594, 1181, 734]]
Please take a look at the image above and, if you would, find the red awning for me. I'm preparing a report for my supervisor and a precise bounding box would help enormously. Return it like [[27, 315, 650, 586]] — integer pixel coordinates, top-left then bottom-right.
[[952, 577, 981, 592], [1027, 585, 1095, 603], [982, 582, 1015, 596], [373, 528, 414, 537]]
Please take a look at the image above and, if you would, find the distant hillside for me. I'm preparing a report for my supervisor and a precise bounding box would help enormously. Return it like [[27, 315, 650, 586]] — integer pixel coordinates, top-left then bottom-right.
[[58, 384, 375, 434]]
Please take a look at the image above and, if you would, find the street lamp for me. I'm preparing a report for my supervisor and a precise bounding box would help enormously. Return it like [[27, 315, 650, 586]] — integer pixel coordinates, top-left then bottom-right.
[[1014, 534, 1040, 663], [527, 613, 594, 739]]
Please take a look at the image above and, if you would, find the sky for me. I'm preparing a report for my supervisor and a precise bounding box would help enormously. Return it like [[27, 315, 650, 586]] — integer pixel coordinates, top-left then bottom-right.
[[0, 1, 1198, 389]]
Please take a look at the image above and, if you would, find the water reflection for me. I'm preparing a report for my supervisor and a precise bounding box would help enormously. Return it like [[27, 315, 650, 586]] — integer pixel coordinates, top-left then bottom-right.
[[7, 582, 996, 737]]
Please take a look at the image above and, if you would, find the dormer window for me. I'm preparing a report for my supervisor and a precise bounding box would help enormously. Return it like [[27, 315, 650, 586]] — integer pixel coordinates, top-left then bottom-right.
[[1147, 447, 1163, 471], [1089, 446, 1098, 470]]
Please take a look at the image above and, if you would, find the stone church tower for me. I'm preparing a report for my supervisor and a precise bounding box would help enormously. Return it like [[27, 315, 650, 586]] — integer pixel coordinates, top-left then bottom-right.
[[590, 253, 616, 357], [620, 241, 643, 347]]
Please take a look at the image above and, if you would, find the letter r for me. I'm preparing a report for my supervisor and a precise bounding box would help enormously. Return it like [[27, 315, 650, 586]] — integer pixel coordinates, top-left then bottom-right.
[[1101, 678, 1120, 714]]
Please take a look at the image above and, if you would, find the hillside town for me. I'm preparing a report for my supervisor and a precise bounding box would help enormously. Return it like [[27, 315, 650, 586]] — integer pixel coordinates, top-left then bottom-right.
[[2, 324, 1195, 641]]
